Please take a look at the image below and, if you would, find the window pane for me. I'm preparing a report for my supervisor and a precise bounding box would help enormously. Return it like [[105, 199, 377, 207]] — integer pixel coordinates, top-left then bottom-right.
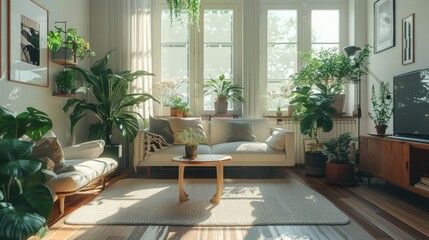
[[161, 10, 189, 43], [161, 45, 189, 79], [267, 44, 297, 79], [204, 10, 233, 43], [268, 10, 297, 43], [204, 44, 232, 79], [311, 10, 339, 43], [267, 81, 290, 110]]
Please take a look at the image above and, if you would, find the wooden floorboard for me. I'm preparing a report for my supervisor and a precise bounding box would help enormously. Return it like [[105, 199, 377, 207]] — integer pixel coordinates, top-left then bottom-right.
[[40, 167, 429, 240]]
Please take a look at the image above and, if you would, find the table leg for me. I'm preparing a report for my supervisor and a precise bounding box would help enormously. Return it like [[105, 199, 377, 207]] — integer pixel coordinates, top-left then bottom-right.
[[178, 164, 188, 202], [211, 162, 223, 203]]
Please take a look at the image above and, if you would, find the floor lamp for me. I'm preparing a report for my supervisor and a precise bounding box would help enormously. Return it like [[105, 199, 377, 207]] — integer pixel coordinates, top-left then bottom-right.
[[343, 45, 392, 180]]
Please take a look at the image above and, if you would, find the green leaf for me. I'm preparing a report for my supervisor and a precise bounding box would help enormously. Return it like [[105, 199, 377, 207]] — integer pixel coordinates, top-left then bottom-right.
[[0, 202, 46, 240], [0, 139, 34, 164]]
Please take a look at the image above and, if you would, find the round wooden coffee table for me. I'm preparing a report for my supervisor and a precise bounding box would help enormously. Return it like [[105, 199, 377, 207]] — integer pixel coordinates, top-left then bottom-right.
[[171, 154, 231, 203]]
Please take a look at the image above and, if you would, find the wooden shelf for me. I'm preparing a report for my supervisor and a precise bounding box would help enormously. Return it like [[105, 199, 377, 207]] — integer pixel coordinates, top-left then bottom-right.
[[360, 135, 429, 199]]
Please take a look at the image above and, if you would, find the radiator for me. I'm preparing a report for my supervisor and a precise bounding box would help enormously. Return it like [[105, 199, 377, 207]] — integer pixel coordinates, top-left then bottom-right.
[[276, 118, 358, 164]]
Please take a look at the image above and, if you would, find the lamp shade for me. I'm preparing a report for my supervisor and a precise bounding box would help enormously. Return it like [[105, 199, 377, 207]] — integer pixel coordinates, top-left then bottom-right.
[[343, 46, 361, 57]]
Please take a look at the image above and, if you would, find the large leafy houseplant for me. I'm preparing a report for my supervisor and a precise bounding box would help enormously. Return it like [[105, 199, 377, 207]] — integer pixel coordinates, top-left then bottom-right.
[[289, 83, 336, 177], [203, 74, 244, 115], [63, 50, 158, 145], [0, 107, 54, 240]]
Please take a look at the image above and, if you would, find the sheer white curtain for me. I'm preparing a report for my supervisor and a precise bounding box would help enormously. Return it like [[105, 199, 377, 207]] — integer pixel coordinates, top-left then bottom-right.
[[107, 0, 153, 119]]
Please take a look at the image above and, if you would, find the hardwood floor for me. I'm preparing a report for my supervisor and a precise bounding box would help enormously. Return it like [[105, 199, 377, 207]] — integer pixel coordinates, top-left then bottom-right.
[[41, 167, 429, 240]]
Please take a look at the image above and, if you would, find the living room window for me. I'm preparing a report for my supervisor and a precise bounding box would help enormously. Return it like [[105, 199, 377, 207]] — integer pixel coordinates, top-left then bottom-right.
[[260, 3, 346, 113], [153, 0, 242, 116]]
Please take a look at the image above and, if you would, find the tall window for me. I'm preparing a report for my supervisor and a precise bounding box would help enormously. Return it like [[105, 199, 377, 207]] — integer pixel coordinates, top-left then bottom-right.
[[261, 4, 344, 112], [203, 10, 234, 111], [266, 10, 297, 110], [153, 0, 241, 116]]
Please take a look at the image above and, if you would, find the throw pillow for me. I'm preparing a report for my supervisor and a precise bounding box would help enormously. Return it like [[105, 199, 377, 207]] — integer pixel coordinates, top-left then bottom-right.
[[62, 140, 105, 159], [265, 129, 288, 150], [168, 118, 207, 144], [29, 137, 65, 172], [227, 122, 256, 142], [149, 116, 174, 143]]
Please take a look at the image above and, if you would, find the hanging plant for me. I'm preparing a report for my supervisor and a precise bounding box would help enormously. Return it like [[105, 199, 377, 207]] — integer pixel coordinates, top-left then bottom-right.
[[166, 0, 201, 28]]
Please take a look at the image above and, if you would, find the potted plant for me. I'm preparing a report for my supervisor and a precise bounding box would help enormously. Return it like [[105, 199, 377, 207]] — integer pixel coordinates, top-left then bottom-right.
[[178, 128, 208, 159], [0, 106, 54, 240], [291, 46, 370, 114], [322, 132, 358, 186], [62, 50, 158, 170], [169, 96, 187, 117], [369, 81, 392, 135], [47, 26, 96, 65], [290, 83, 336, 177], [55, 68, 75, 94], [203, 74, 244, 115]]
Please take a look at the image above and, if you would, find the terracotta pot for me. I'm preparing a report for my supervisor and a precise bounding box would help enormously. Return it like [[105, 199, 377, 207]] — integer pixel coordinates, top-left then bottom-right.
[[325, 161, 357, 186], [170, 108, 178, 117], [185, 145, 198, 159], [305, 152, 328, 177], [375, 125, 387, 135], [276, 110, 282, 117]]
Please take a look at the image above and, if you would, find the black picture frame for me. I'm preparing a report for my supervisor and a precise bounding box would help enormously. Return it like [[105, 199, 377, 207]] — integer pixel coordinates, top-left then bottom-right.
[[374, 0, 395, 53], [402, 13, 414, 65]]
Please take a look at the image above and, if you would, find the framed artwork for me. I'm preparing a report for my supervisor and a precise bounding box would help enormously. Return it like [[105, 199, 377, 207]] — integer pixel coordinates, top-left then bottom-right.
[[8, 0, 49, 87], [374, 0, 395, 53], [402, 14, 415, 65]]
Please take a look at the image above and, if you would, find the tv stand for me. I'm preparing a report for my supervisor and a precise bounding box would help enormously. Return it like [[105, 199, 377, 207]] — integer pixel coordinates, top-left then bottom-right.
[[387, 135, 429, 144], [360, 135, 429, 198]]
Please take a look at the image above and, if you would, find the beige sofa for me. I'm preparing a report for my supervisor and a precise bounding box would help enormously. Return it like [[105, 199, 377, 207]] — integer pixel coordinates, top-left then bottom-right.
[[41, 140, 118, 214], [134, 118, 295, 174]]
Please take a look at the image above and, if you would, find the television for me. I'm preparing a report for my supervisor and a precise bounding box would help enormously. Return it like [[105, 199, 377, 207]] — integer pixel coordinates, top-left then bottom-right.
[[391, 68, 429, 143]]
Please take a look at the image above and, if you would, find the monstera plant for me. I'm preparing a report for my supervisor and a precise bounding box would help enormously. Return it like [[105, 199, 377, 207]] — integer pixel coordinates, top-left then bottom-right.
[[0, 106, 54, 240]]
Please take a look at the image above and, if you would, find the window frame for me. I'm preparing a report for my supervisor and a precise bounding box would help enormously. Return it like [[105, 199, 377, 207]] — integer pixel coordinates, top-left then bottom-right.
[[152, 0, 242, 116], [259, 1, 349, 115]]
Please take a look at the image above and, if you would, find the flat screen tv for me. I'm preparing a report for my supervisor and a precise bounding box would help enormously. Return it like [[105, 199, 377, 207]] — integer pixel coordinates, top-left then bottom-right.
[[392, 68, 429, 143]]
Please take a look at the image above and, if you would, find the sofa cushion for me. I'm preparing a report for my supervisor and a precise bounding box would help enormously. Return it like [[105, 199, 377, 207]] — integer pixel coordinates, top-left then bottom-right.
[[62, 140, 105, 159], [46, 157, 118, 193], [29, 137, 65, 172], [210, 118, 270, 145], [211, 142, 285, 163], [265, 129, 288, 151], [169, 118, 207, 144], [227, 122, 256, 142], [149, 116, 174, 143]]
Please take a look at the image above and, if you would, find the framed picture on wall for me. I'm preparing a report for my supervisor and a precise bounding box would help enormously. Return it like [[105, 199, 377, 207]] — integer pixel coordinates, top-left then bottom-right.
[[374, 0, 395, 53], [8, 0, 49, 87], [402, 13, 415, 65]]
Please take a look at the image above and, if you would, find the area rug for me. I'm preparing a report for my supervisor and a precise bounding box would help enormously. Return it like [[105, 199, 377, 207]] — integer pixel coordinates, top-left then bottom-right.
[[65, 178, 350, 226]]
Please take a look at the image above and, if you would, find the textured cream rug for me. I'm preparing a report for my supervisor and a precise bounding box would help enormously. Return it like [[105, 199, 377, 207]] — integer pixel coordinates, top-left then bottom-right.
[[65, 178, 350, 226]]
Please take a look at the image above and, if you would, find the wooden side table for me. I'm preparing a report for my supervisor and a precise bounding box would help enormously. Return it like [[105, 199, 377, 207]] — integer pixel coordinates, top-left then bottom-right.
[[171, 154, 231, 203]]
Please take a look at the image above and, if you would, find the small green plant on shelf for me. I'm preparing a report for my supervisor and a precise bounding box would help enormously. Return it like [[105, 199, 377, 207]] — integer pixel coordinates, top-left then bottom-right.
[[47, 26, 95, 61], [56, 68, 75, 94]]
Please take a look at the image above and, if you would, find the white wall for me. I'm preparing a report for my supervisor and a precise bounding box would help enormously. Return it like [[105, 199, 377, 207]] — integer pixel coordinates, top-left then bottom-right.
[[0, 0, 90, 145], [366, 0, 429, 134]]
